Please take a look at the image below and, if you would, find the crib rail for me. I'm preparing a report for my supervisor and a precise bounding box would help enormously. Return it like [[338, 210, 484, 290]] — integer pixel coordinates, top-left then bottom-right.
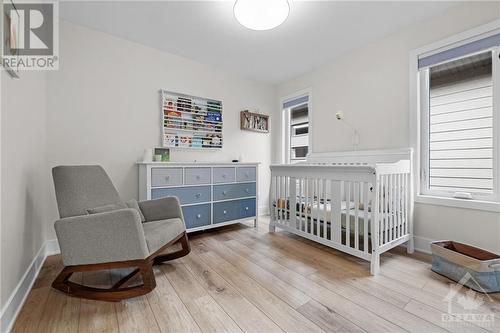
[[269, 161, 412, 274]]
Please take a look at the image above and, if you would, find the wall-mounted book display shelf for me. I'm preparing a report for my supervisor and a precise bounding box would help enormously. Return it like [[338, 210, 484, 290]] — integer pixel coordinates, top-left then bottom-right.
[[161, 90, 223, 149]]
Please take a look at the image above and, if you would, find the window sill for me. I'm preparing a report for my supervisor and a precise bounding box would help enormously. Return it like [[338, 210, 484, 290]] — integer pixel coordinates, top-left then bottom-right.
[[415, 195, 500, 213]]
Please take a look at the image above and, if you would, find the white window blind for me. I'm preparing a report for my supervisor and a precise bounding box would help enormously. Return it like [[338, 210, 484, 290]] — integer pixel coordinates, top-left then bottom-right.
[[429, 75, 493, 193], [419, 46, 498, 200]]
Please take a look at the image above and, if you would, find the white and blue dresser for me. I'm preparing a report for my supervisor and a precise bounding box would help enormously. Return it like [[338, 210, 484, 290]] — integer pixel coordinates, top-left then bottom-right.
[[139, 162, 259, 232]]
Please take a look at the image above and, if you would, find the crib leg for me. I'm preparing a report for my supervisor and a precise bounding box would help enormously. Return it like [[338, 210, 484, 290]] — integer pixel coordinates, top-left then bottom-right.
[[370, 252, 380, 275], [269, 223, 276, 233], [407, 237, 415, 254]]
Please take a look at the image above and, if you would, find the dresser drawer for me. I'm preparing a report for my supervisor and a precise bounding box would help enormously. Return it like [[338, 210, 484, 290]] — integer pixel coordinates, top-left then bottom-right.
[[213, 200, 239, 224], [213, 167, 235, 183], [236, 167, 256, 182], [213, 182, 256, 201], [151, 186, 211, 205], [182, 204, 211, 229], [238, 198, 256, 219], [185, 167, 211, 185], [151, 168, 183, 187]]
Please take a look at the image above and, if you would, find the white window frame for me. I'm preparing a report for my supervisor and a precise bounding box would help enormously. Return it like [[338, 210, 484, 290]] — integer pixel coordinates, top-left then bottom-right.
[[280, 88, 313, 164], [410, 19, 500, 212]]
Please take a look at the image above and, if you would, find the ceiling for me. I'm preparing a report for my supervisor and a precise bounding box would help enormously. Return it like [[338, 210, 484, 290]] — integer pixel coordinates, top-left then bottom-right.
[[60, 1, 460, 84]]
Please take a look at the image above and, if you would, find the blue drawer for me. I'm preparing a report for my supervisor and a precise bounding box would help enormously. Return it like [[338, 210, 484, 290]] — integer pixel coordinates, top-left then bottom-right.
[[213, 200, 240, 224], [151, 186, 211, 205], [182, 204, 211, 229], [213, 182, 256, 201], [239, 198, 256, 219]]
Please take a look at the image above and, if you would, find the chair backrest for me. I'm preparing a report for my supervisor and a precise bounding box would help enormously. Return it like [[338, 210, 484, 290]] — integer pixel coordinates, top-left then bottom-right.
[[52, 165, 123, 218]]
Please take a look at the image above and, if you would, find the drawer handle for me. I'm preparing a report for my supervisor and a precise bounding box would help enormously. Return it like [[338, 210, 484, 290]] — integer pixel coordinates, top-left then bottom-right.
[[223, 210, 227, 215], [196, 214, 202, 219], [165, 175, 170, 181], [245, 189, 250, 193], [245, 172, 249, 177], [222, 191, 227, 196], [222, 174, 227, 178], [245, 207, 249, 211], [196, 175, 201, 180], [195, 193, 202, 198]]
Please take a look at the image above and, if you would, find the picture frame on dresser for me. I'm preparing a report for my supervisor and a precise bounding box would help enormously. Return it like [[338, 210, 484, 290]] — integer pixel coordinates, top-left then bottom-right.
[[138, 162, 259, 232]]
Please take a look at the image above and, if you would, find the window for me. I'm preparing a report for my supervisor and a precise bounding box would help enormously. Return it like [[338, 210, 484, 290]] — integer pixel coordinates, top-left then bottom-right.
[[416, 32, 500, 204], [282, 94, 310, 164]]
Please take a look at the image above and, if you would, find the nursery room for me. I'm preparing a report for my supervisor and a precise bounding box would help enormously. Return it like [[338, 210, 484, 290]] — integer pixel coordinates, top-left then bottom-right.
[[1, 0, 500, 332]]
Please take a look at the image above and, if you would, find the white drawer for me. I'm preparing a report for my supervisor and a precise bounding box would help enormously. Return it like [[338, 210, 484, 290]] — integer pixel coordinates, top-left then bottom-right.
[[213, 167, 235, 183], [236, 167, 256, 182], [151, 168, 183, 187], [185, 167, 211, 185]]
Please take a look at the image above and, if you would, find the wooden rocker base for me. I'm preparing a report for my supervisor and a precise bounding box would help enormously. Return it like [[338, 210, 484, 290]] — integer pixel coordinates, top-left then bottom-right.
[[52, 232, 190, 302]]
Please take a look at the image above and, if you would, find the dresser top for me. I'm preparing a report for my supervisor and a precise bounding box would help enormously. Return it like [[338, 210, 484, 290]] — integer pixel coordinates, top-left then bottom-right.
[[137, 161, 260, 166]]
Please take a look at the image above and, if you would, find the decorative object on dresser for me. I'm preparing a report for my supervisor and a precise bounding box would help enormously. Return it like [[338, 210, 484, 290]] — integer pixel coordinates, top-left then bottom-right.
[[139, 162, 259, 232], [51, 165, 190, 301], [161, 90, 223, 149], [240, 110, 269, 133]]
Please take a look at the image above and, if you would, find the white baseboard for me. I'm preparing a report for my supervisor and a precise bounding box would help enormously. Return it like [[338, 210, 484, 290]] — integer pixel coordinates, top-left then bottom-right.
[[45, 238, 60, 256], [0, 239, 60, 333], [399, 235, 433, 255], [413, 235, 433, 254], [258, 205, 270, 216]]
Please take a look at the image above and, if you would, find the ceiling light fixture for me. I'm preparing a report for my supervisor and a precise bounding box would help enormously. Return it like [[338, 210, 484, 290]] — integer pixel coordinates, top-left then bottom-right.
[[234, 0, 290, 31]]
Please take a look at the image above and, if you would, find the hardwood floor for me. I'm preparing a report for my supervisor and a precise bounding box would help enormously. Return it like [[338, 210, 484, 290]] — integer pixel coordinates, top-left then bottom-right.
[[12, 216, 500, 333]]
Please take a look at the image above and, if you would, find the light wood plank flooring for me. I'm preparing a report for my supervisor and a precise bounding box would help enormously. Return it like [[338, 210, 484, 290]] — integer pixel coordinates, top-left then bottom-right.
[[12, 216, 500, 333]]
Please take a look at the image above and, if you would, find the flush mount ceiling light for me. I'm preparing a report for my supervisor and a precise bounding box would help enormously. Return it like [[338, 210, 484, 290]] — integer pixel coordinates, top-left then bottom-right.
[[234, 0, 290, 31]]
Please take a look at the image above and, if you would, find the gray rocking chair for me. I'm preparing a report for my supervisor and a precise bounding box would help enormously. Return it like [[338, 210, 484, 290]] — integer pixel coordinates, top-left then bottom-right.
[[51, 165, 190, 301]]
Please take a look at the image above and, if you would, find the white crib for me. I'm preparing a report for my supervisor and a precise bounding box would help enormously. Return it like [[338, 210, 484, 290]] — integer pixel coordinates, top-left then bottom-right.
[[269, 149, 414, 275]]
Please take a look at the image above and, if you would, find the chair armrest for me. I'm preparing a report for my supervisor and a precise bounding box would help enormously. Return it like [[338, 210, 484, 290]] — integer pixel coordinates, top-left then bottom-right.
[[54, 209, 149, 266], [138, 197, 183, 222]]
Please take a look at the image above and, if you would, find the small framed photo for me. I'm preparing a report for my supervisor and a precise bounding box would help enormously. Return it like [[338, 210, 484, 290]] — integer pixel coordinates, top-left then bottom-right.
[[2, 0, 21, 78], [153, 148, 170, 162], [240, 110, 269, 133]]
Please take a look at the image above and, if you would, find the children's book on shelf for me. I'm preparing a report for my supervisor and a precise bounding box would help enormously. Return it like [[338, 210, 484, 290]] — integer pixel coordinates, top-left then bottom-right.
[[192, 135, 203, 148], [178, 135, 192, 148], [163, 132, 177, 147]]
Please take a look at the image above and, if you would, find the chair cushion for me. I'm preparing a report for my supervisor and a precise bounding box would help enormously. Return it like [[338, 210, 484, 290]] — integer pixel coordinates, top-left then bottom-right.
[[142, 218, 186, 254], [86, 200, 146, 222], [86, 202, 127, 214], [125, 199, 146, 222]]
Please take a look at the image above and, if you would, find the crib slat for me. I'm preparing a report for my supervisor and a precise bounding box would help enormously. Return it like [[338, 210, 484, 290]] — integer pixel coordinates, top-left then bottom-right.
[[354, 182, 360, 250], [384, 175, 388, 245], [387, 175, 394, 242], [305, 178, 310, 234], [276, 176, 280, 224], [323, 179, 328, 240], [404, 174, 408, 235], [345, 181, 351, 247], [332, 180, 341, 243], [316, 179, 320, 237], [363, 182, 369, 253], [290, 177, 297, 230], [397, 174, 401, 239], [298, 178, 303, 232]]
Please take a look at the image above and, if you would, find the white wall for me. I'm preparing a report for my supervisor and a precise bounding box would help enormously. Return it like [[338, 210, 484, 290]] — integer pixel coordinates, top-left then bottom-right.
[[45, 21, 275, 239], [1, 70, 48, 310], [275, 2, 500, 253]]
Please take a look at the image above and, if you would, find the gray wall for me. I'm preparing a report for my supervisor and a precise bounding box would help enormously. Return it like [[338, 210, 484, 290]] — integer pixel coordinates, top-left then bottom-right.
[[1, 70, 48, 308]]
